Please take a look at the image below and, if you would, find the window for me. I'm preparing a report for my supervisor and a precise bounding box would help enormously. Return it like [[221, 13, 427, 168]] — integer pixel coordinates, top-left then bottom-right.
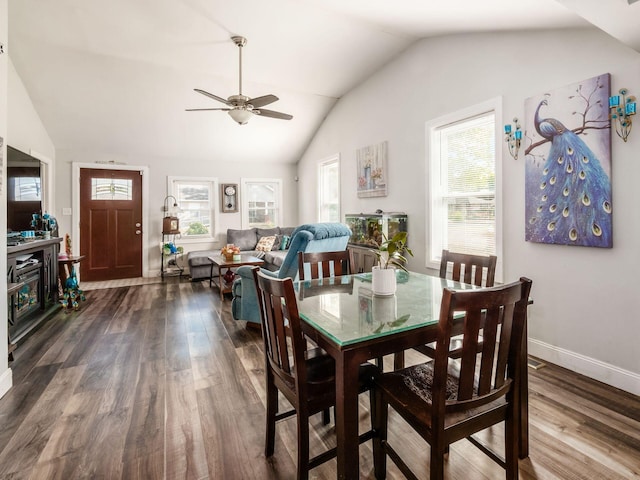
[[318, 155, 340, 222], [10, 176, 41, 201], [241, 178, 283, 228], [427, 100, 501, 273], [91, 178, 132, 200], [168, 177, 218, 240]]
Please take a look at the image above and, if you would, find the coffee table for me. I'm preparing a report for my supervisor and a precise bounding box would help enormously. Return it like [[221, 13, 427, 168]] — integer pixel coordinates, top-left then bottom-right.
[[207, 254, 264, 301]]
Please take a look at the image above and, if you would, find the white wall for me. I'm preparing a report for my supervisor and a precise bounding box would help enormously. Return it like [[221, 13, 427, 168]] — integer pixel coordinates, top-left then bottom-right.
[[54, 149, 298, 276], [0, 0, 11, 398], [296, 27, 640, 394], [7, 58, 55, 159]]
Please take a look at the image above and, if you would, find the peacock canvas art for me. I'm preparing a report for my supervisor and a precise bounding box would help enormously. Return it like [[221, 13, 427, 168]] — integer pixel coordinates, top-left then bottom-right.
[[524, 73, 612, 248]]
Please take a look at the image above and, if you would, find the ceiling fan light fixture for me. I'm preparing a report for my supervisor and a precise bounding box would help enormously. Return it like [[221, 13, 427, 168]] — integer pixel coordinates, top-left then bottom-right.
[[228, 108, 252, 125], [188, 35, 291, 123]]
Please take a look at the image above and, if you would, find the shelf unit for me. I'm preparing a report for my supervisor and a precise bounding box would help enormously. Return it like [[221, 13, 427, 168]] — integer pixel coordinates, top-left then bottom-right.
[[161, 233, 184, 278]]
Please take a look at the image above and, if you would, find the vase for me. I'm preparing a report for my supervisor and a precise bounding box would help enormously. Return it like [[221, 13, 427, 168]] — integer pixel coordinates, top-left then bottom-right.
[[224, 253, 234, 261], [372, 294, 397, 324], [371, 266, 396, 296], [223, 269, 236, 284]]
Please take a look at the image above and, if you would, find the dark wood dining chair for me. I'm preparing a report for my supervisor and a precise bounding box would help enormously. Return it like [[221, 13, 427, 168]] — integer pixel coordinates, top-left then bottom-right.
[[373, 277, 532, 480], [297, 249, 355, 281], [252, 267, 379, 480], [299, 249, 385, 374], [439, 249, 497, 288], [298, 249, 357, 423], [415, 249, 498, 360]]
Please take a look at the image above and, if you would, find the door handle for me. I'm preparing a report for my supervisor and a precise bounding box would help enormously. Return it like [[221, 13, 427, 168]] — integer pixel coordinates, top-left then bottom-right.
[[135, 230, 141, 235], [135, 222, 141, 227]]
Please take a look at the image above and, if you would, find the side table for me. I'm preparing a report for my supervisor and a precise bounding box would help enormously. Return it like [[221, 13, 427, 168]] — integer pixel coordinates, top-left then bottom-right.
[[207, 255, 264, 301]]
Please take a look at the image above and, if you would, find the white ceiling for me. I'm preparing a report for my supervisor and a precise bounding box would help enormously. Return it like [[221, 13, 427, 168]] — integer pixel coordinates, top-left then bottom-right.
[[6, 0, 639, 165]]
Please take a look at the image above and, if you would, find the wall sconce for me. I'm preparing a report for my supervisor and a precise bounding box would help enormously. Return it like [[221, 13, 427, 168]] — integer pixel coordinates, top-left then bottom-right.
[[504, 118, 522, 160], [609, 88, 636, 142], [162, 195, 180, 234]]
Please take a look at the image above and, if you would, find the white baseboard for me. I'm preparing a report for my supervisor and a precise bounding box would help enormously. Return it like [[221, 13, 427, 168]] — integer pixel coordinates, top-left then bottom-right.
[[529, 338, 640, 396], [0, 368, 13, 399]]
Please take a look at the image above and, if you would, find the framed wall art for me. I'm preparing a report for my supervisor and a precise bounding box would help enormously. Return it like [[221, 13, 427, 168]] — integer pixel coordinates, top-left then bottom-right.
[[524, 73, 612, 248], [357, 141, 388, 198]]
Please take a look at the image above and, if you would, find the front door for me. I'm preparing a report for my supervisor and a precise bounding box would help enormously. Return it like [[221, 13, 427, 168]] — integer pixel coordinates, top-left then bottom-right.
[[80, 168, 143, 281]]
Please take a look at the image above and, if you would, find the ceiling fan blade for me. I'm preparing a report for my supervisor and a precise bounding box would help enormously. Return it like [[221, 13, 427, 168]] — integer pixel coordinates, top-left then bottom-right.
[[194, 88, 232, 106], [255, 108, 293, 120], [248, 94, 279, 108], [185, 108, 231, 111]]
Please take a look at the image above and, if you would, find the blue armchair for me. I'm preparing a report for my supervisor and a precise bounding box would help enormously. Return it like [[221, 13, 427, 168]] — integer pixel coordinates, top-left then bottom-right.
[[231, 223, 352, 325]]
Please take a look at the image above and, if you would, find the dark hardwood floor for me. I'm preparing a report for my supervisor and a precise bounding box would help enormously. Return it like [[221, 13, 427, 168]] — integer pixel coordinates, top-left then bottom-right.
[[1, 279, 639, 479]]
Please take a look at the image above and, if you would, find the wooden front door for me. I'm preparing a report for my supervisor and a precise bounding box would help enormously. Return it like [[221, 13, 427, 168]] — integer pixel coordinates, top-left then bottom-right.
[[80, 168, 143, 281]]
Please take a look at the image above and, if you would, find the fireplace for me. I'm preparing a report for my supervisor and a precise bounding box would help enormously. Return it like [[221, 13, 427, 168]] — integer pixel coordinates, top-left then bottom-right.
[[9, 262, 43, 341]]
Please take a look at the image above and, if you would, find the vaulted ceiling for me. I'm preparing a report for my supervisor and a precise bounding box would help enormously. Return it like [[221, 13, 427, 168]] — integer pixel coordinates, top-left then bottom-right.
[[7, 0, 639, 165]]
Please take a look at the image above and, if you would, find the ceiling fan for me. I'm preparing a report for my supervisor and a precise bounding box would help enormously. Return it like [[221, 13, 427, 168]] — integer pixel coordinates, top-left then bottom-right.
[[186, 36, 293, 125]]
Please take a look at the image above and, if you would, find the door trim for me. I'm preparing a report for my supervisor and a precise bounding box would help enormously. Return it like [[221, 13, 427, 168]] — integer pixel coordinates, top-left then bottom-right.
[[72, 162, 150, 278]]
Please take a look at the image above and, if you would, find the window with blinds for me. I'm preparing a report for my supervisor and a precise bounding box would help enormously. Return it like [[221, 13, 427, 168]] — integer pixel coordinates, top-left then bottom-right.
[[428, 110, 497, 265]]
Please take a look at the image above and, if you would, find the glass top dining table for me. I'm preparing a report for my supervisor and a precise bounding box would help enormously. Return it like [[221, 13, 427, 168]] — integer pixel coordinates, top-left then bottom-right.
[[294, 270, 530, 479], [296, 270, 477, 346]]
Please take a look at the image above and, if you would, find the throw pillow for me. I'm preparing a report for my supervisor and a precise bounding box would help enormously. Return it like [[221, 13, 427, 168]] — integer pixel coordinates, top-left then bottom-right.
[[280, 235, 290, 250], [256, 235, 276, 252], [273, 234, 283, 250]]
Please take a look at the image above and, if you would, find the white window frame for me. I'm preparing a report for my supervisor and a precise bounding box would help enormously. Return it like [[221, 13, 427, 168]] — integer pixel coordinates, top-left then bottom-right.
[[426, 97, 503, 281], [317, 154, 340, 222], [240, 178, 283, 229], [167, 176, 219, 244]]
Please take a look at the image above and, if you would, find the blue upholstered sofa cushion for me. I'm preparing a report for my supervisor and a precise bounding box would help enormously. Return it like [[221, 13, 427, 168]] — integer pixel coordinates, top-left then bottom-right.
[[291, 222, 352, 240]]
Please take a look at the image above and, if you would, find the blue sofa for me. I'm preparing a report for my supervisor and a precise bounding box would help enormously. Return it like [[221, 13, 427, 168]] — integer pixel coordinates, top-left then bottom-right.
[[231, 222, 352, 325]]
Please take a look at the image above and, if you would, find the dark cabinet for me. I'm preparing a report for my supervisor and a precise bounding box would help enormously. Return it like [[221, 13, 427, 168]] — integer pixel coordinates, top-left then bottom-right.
[[349, 245, 378, 274], [7, 238, 62, 343]]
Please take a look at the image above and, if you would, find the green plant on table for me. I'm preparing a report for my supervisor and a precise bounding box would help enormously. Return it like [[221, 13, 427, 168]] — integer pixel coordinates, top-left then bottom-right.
[[371, 231, 413, 272]]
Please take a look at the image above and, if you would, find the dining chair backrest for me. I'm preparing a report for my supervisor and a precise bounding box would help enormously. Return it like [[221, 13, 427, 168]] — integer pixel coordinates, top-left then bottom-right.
[[432, 277, 532, 416], [439, 249, 497, 287], [253, 267, 309, 397], [373, 276, 532, 480], [297, 277, 355, 300], [297, 250, 354, 281], [253, 266, 377, 479]]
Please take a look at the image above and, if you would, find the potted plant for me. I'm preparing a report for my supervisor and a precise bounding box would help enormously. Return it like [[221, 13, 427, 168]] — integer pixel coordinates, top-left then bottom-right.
[[370, 231, 413, 296], [221, 244, 241, 261]]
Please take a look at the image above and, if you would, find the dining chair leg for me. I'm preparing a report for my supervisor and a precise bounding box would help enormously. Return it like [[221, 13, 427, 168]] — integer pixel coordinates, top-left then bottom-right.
[[265, 380, 278, 457], [322, 408, 331, 425], [372, 389, 388, 480], [393, 351, 405, 370], [375, 356, 384, 370], [297, 411, 310, 480], [505, 406, 519, 480], [429, 441, 446, 480]]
